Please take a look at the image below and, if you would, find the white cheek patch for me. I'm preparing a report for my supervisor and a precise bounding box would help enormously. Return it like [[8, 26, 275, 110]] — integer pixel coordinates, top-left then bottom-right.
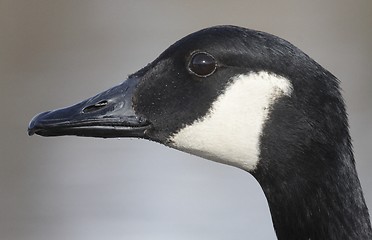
[[169, 71, 292, 171]]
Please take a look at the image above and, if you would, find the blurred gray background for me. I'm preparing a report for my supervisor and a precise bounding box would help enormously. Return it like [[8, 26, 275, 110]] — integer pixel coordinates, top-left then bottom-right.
[[1, 1, 371, 240]]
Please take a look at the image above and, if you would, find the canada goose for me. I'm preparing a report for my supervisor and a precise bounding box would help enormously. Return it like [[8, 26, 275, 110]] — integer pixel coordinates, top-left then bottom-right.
[[28, 25, 372, 239]]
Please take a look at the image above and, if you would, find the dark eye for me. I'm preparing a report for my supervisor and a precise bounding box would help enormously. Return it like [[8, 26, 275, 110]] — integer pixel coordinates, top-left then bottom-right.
[[188, 52, 217, 77]]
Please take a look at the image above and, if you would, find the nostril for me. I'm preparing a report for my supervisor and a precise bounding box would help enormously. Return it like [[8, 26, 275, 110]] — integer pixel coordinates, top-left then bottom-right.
[[82, 100, 108, 113]]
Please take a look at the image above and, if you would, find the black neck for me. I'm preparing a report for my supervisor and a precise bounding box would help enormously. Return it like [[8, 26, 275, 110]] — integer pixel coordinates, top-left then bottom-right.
[[253, 138, 372, 240], [250, 66, 372, 239]]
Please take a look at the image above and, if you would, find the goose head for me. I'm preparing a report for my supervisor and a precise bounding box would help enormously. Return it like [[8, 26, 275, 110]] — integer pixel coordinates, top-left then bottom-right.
[[28, 25, 372, 239]]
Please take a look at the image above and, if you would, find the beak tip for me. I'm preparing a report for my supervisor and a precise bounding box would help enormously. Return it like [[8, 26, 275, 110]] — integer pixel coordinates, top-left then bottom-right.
[[28, 117, 38, 136], [28, 111, 50, 136], [27, 128, 35, 136]]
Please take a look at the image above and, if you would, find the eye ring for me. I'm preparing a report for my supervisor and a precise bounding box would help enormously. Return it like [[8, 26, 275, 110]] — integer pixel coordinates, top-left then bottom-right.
[[187, 51, 217, 77]]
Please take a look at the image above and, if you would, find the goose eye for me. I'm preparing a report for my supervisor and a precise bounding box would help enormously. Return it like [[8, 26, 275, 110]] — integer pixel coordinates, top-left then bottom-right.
[[188, 52, 217, 77]]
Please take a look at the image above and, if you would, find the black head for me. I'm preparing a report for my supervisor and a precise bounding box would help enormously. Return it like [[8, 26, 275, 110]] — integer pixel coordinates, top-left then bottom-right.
[[28, 25, 372, 239], [28, 25, 347, 169]]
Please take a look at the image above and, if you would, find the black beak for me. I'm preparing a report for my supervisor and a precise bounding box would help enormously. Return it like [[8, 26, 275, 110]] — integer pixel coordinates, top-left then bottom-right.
[[28, 76, 151, 138]]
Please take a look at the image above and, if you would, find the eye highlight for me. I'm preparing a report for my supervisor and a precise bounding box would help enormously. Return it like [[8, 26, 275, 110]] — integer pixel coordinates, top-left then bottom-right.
[[188, 52, 217, 77]]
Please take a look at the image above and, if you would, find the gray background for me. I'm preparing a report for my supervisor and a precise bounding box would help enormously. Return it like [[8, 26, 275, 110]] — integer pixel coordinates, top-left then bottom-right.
[[1, 1, 371, 240]]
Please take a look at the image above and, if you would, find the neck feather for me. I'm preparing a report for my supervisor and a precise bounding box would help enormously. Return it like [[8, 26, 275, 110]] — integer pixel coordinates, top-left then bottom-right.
[[253, 132, 372, 239]]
